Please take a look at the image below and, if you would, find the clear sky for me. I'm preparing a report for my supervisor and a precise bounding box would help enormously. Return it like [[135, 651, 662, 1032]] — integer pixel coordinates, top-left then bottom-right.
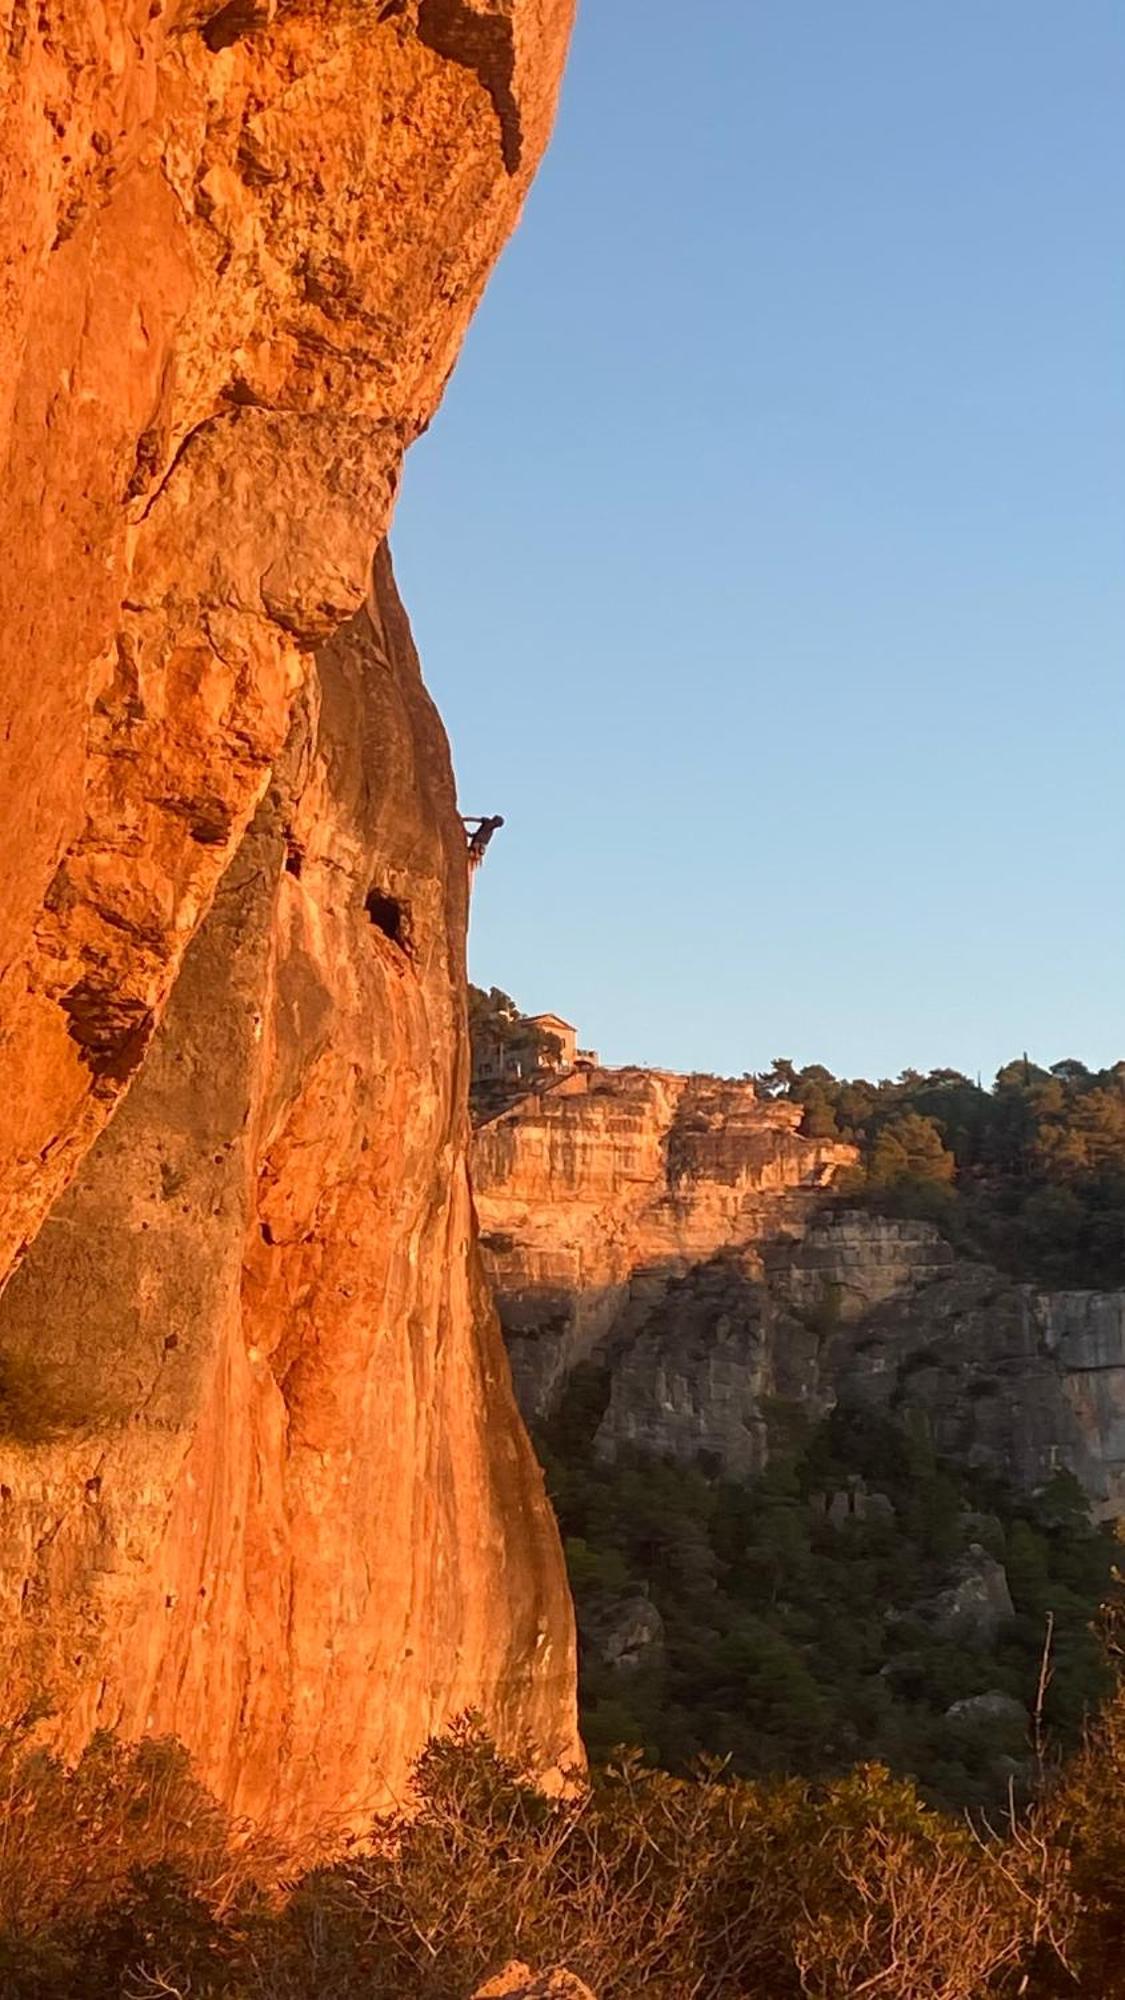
[[393, 1, 1124, 1085]]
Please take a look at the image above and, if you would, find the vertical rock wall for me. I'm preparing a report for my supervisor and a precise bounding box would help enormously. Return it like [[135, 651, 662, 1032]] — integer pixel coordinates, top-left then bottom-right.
[[473, 1069, 856, 1417], [476, 1078, 1125, 1512], [0, 0, 573, 1273], [0, 2, 579, 1832]]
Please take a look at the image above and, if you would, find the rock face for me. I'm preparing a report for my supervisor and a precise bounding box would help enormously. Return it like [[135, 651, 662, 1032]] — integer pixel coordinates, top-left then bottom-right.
[[473, 1069, 855, 1423], [826, 1235, 1125, 1511], [0, 2, 578, 1832], [1, 0, 573, 1278], [474, 1075, 1125, 1512]]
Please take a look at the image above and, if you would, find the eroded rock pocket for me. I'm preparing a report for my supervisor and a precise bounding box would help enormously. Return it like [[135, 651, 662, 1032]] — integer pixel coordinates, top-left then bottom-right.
[[365, 886, 412, 956]]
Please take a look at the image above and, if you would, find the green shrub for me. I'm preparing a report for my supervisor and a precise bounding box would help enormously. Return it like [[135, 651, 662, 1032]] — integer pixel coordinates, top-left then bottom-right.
[[0, 1714, 1097, 1999]]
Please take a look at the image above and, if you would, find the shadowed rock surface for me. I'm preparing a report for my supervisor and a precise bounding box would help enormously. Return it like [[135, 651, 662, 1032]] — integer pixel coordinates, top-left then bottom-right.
[[0, 1, 578, 1832]]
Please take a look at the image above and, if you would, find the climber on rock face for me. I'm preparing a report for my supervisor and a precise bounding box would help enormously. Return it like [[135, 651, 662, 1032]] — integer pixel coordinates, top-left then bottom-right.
[[462, 814, 504, 875]]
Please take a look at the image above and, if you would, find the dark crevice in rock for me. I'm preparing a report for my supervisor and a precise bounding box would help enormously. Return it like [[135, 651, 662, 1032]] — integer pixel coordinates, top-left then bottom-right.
[[365, 886, 412, 954], [124, 427, 163, 504], [417, 0, 523, 173], [158, 794, 234, 848]]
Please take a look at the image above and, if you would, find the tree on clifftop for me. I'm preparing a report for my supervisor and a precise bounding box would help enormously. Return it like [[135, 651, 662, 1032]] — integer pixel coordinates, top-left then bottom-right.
[[866, 1110, 956, 1188]]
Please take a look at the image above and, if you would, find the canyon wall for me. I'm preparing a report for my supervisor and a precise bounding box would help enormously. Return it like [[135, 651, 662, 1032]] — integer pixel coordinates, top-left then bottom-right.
[[0, 1, 579, 1831], [474, 1071, 1125, 1512], [473, 1069, 855, 1420]]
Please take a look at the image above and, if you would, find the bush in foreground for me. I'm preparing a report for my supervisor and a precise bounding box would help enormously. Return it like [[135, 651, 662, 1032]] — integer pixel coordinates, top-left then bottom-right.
[[9, 1702, 1125, 1996]]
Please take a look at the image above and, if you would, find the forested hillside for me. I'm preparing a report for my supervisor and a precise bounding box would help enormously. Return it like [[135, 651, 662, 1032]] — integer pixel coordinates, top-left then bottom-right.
[[760, 1056, 1125, 1286], [539, 1385, 1119, 1813]]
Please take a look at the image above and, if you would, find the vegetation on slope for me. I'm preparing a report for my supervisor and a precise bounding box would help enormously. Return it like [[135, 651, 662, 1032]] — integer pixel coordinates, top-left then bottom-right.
[[756, 1055, 1125, 1287], [538, 1388, 1118, 1815], [7, 1694, 1125, 1997]]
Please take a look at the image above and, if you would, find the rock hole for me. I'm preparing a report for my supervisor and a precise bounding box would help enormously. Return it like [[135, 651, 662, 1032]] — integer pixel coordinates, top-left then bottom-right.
[[364, 886, 411, 953], [164, 1334, 179, 1352], [85, 1475, 102, 1500], [284, 839, 304, 880], [260, 1220, 276, 1246]]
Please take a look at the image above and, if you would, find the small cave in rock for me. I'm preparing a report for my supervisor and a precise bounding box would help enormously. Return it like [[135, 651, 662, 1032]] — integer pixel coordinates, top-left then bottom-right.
[[364, 886, 412, 954], [284, 837, 304, 880]]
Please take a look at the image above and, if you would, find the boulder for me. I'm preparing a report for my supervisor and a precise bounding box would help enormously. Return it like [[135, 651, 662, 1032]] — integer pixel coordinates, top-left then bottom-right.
[[946, 1690, 1028, 1731], [928, 1546, 1015, 1645], [584, 1593, 664, 1671], [473, 1966, 597, 1999]]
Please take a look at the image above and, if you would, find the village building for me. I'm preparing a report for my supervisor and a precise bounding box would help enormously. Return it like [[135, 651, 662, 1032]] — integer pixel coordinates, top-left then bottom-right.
[[471, 1011, 598, 1088], [526, 1012, 578, 1068]]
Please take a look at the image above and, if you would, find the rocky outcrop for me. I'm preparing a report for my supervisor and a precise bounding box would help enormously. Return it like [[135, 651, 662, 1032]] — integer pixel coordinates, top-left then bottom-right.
[[925, 1547, 1015, 1645], [945, 1690, 1027, 1731], [583, 1592, 664, 1673], [473, 1069, 855, 1419], [816, 1223, 1125, 1511], [474, 1077, 1125, 1513], [0, 2, 578, 1832], [473, 1968, 596, 2000], [0, 550, 578, 1830]]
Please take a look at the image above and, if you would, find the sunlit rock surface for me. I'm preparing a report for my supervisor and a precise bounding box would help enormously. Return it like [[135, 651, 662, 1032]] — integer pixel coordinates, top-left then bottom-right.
[[473, 1966, 597, 2000], [0, 0, 578, 1833]]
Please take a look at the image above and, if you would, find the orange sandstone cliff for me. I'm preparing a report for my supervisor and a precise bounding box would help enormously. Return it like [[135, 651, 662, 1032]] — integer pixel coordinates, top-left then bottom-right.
[[0, 0, 578, 1832]]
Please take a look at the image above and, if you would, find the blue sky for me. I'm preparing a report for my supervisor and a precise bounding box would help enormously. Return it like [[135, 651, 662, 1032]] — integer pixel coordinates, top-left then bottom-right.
[[393, 1, 1124, 1085]]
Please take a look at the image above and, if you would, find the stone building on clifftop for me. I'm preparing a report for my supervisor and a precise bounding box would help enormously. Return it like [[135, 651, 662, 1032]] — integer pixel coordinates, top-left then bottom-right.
[[472, 1010, 599, 1089]]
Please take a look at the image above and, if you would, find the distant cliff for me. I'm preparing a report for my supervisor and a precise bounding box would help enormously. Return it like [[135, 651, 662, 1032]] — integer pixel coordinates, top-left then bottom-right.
[[474, 1068, 1125, 1512], [473, 1068, 854, 1421]]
